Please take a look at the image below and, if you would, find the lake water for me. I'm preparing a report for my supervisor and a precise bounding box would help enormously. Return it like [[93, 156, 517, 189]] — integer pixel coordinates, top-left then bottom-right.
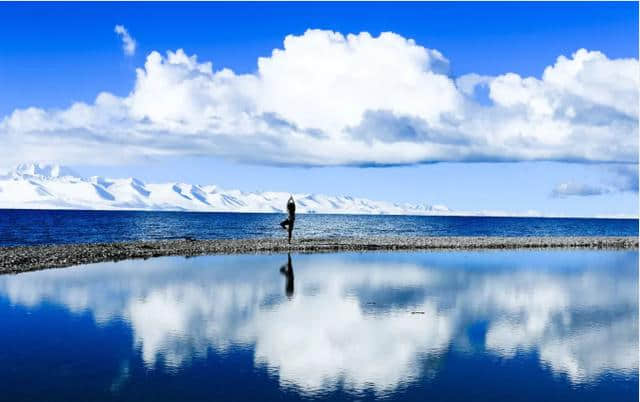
[[0, 209, 637, 246], [0, 250, 637, 401]]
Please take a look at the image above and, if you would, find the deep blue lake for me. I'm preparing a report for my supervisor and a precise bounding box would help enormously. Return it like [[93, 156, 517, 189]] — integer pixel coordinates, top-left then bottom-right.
[[0, 209, 637, 246], [0, 250, 637, 401]]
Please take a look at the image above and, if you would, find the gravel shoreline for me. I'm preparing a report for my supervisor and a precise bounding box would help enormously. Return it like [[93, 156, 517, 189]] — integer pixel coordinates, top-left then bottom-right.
[[0, 236, 637, 274]]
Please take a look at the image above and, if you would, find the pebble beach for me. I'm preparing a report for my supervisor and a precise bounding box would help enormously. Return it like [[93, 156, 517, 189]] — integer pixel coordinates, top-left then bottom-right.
[[0, 235, 637, 274]]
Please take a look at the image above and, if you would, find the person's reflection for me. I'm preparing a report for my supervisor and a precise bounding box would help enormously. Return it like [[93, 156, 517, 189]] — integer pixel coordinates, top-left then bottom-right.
[[279, 253, 294, 299]]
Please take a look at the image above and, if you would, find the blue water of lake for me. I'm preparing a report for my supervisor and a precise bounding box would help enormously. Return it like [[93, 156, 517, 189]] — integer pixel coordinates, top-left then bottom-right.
[[0, 209, 637, 246], [0, 250, 637, 401]]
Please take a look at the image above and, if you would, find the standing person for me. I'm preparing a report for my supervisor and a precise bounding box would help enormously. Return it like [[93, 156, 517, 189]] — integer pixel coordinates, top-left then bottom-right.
[[279, 195, 296, 243]]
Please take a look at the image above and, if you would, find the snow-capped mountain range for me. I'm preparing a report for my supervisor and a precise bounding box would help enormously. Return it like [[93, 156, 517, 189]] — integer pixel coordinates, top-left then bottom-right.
[[0, 163, 452, 215]]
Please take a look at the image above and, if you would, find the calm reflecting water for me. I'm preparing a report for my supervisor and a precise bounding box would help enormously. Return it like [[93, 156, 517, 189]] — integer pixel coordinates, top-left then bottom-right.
[[0, 251, 637, 401]]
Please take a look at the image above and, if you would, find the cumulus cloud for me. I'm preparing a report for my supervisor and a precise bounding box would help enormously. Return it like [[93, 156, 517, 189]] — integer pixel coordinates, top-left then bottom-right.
[[0, 29, 637, 166], [550, 182, 608, 198], [550, 163, 638, 198], [610, 164, 639, 192], [114, 24, 136, 56]]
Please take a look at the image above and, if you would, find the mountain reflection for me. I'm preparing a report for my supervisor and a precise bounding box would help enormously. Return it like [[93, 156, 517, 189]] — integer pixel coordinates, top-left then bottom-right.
[[0, 251, 637, 395]]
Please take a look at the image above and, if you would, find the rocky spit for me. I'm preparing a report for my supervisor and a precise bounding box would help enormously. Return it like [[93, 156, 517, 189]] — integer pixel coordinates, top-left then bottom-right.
[[0, 236, 637, 274]]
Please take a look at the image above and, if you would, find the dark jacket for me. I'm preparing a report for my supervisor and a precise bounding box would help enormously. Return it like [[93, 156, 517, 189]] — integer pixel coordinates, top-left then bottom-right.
[[287, 197, 296, 221]]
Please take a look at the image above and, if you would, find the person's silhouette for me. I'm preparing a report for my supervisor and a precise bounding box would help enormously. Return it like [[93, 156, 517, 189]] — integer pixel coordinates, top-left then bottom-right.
[[279, 253, 294, 299], [279, 195, 296, 244]]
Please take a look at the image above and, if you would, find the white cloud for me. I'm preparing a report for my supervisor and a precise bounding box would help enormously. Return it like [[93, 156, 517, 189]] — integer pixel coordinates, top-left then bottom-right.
[[550, 182, 608, 198], [114, 24, 136, 56], [611, 164, 639, 192], [0, 29, 637, 167], [455, 73, 493, 96], [550, 163, 638, 198]]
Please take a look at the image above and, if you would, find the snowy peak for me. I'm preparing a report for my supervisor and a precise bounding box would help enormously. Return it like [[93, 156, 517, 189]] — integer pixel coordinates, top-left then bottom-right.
[[0, 162, 450, 215], [12, 163, 79, 179]]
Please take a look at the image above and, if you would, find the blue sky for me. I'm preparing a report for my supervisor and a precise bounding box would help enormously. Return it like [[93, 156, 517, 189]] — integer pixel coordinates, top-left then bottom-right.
[[0, 2, 637, 216]]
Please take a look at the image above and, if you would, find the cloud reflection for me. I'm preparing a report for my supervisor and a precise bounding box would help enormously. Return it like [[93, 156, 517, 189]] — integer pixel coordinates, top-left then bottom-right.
[[0, 251, 636, 394]]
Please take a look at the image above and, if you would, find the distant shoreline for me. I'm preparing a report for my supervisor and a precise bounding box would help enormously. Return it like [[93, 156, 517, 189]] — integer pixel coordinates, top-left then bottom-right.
[[0, 206, 640, 221], [0, 236, 637, 275], [0, 208, 638, 220]]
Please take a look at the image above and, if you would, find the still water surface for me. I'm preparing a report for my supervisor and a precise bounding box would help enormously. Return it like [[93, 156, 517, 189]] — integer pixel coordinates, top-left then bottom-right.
[[0, 250, 637, 401]]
